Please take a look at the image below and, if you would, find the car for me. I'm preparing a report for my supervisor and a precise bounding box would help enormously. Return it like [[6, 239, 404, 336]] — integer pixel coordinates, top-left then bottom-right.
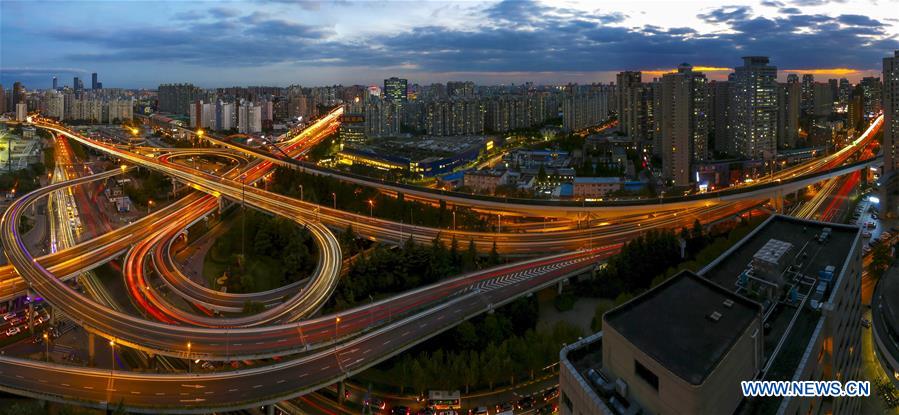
[[495, 402, 515, 415], [543, 387, 559, 402], [864, 246, 872, 254], [862, 318, 872, 328], [517, 396, 535, 410], [863, 231, 872, 238], [5, 327, 21, 336], [538, 404, 557, 414], [366, 397, 387, 411], [415, 409, 436, 415], [392, 406, 412, 415], [2, 312, 16, 321], [867, 222, 877, 229], [468, 407, 488, 415]]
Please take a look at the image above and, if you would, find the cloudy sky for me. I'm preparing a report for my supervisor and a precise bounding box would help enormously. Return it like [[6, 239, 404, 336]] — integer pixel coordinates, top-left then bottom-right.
[[2, 0, 898, 89]]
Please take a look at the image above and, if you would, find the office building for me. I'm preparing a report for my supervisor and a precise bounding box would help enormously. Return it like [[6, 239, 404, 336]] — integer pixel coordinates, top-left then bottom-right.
[[52, 77, 58, 90], [813, 82, 834, 117], [12, 81, 25, 106], [158, 83, 200, 115], [885, 51, 899, 175], [91, 72, 99, 90], [383, 77, 408, 103], [73, 77, 84, 98], [658, 64, 708, 186], [729, 57, 778, 159], [0, 85, 5, 114], [560, 215, 862, 415]]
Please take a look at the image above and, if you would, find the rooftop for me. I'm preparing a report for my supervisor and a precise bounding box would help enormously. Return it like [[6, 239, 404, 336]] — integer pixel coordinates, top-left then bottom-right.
[[603, 270, 762, 385], [701, 216, 857, 291]]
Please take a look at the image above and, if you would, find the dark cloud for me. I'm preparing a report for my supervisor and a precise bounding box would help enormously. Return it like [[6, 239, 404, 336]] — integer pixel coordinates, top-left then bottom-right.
[[32, 0, 899, 77], [779, 7, 802, 14], [761, 0, 785, 6], [698, 6, 752, 23], [790, 0, 848, 5]]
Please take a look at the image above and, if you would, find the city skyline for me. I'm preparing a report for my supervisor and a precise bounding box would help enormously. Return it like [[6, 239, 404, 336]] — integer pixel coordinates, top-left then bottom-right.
[[2, 0, 899, 89]]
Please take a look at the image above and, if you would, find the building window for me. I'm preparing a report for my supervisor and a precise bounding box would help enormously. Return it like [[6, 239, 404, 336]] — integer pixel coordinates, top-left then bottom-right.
[[635, 359, 659, 390]]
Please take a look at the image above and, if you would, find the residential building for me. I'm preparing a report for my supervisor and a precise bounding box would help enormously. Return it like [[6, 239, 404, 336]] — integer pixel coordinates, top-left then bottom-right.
[[729, 56, 778, 159], [813, 82, 834, 117], [616, 71, 644, 142], [860, 77, 883, 116], [238, 102, 262, 134], [52, 77, 58, 90], [384, 77, 408, 103], [778, 78, 801, 148], [562, 86, 612, 132], [884, 51, 899, 175], [709, 80, 730, 155], [15, 103, 27, 121], [0, 84, 5, 114], [463, 170, 508, 194], [658, 63, 708, 186], [158, 83, 200, 115]]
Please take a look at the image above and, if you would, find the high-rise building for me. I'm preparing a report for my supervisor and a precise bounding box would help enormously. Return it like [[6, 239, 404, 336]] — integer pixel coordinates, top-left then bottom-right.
[[12, 81, 25, 106], [238, 102, 262, 134], [848, 85, 865, 131], [777, 78, 801, 148], [729, 57, 778, 159], [800, 74, 815, 114], [446, 81, 475, 98], [658, 64, 708, 186], [52, 77, 58, 90], [813, 82, 834, 116], [616, 71, 643, 141], [709, 81, 730, 155], [561, 85, 612, 132], [383, 77, 408, 103], [43, 90, 64, 120], [73, 77, 84, 98], [860, 77, 883, 116], [0, 84, 6, 114], [158, 83, 200, 115], [91, 72, 99, 90], [884, 51, 899, 176], [838, 78, 851, 109], [15, 102, 27, 121]]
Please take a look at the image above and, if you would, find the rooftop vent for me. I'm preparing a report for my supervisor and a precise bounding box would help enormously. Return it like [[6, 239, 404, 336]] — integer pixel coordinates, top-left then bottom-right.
[[723, 299, 734, 308]]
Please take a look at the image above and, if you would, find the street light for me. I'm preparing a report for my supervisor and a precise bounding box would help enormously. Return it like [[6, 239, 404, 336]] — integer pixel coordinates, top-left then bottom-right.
[[452, 210, 457, 232], [331, 192, 337, 210], [367, 199, 374, 218], [299, 184, 304, 201], [42, 332, 49, 362], [147, 199, 154, 215], [187, 342, 192, 374]]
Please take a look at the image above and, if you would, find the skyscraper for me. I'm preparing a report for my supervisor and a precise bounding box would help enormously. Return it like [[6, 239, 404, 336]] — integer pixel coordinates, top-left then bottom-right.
[[52, 76, 58, 90], [12, 81, 24, 106], [383, 77, 408, 103], [658, 64, 708, 186], [158, 83, 200, 115], [0, 84, 5, 114], [778, 77, 801, 148], [883, 51, 899, 175], [709, 80, 730, 155], [801, 74, 815, 114], [73, 77, 84, 98], [860, 77, 883, 116], [91, 72, 99, 90], [729, 56, 778, 159]]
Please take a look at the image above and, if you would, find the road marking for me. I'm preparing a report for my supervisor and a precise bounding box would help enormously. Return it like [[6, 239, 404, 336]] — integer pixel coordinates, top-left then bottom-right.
[[61, 383, 70, 387], [83, 386, 93, 390], [156, 392, 165, 396], [228, 388, 239, 392], [299, 373, 308, 378], [277, 379, 286, 384], [437, 315, 445, 320], [321, 365, 330, 371], [204, 391, 214, 395], [14, 375, 22, 379], [106, 389, 117, 392], [130, 391, 141, 395], [252, 384, 262, 389], [402, 331, 410, 336], [38, 379, 47, 383], [383, 340, 391, 345]]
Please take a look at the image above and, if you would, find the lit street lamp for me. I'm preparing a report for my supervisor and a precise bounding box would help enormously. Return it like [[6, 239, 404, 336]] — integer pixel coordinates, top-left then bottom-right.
[[42, 332, 49, 362], [367, 199, 374, 218], [187, 342, 192, 374], [109, 340, 116, 376], [299, 184, 304, 201], [331, 192, 337, 210], [147, 199, 154, 215]]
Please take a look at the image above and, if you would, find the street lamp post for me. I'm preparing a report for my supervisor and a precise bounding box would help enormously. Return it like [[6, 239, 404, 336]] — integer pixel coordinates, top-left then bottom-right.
[[108, 340, 116, 376], [43, 332, 49, 362], [299, 184, 304, 201], [331, 192, 337, 210], [147, 199, 154, 215], [187, 342, 192, 374], [241, 174, 246, 260], [452, 211, 456, 232], [368, 199, 374, 218]]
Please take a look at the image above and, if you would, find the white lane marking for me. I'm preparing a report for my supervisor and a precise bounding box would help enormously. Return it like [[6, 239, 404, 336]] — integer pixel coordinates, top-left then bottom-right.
[[131, 391, 141, 395], [228, 388, 239, 392], [252, 384, 263, 389], [61, 383, 70, 387], [83, 386, 94, 390], [299, 373, 308, 378], [277, 379, 286, 384], [321, 365, 330, 371], [362, 349, 371, 354], [155, 392, 165, 396]]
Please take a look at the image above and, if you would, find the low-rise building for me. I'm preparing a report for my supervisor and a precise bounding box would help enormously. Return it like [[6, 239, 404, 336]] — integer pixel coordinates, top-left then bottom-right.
[[560, 215, 863, 415], [572, 177, 623, 199], [463, 170, 508, 194]]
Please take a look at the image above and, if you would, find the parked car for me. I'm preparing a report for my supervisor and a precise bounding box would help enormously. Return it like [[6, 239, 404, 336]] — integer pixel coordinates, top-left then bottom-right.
[[543, 387, 559, 401], [5, 327, 21, 337], [366, 397, 387, 411], [392, 406, 412, 415], [2, 312, 17, 321], [517, 396, 536, 410], [468, 407, 488, 415], [862, 319, 872, 328], [863, 231, 872, 238]]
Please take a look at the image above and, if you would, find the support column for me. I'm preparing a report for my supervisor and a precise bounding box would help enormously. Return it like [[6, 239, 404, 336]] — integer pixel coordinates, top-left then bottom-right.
[[338, 381, 346, 403], [26, 291, 34, 335], [266, 405, 275, 415], [88, 332, 96, 367], [557, 279, 565, 295]]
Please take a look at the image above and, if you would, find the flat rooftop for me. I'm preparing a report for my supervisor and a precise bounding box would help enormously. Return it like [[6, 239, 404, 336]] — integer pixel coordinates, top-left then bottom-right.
[[701, 216, 857, 291], [603, 270, 762, 385]]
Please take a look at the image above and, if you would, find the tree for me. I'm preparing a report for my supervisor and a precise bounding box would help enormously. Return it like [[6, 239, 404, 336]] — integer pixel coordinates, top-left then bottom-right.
[[488, 241, 501, 266], [463, 239, 478, 271], [410, 359, 428, 396], [869, 243, 893, 280]]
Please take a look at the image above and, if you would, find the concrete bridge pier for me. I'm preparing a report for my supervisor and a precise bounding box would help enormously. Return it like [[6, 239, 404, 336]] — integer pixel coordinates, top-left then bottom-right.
[[770, 189, 784, 214], [26, 289, 35, 335], [265, 405, 275, 415], [338, 381, 346, 403], [88, 332, 95, 366]]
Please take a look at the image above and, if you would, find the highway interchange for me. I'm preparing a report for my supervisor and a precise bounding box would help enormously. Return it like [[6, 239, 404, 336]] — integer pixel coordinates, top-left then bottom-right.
[[0, 112, 884, 412]]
